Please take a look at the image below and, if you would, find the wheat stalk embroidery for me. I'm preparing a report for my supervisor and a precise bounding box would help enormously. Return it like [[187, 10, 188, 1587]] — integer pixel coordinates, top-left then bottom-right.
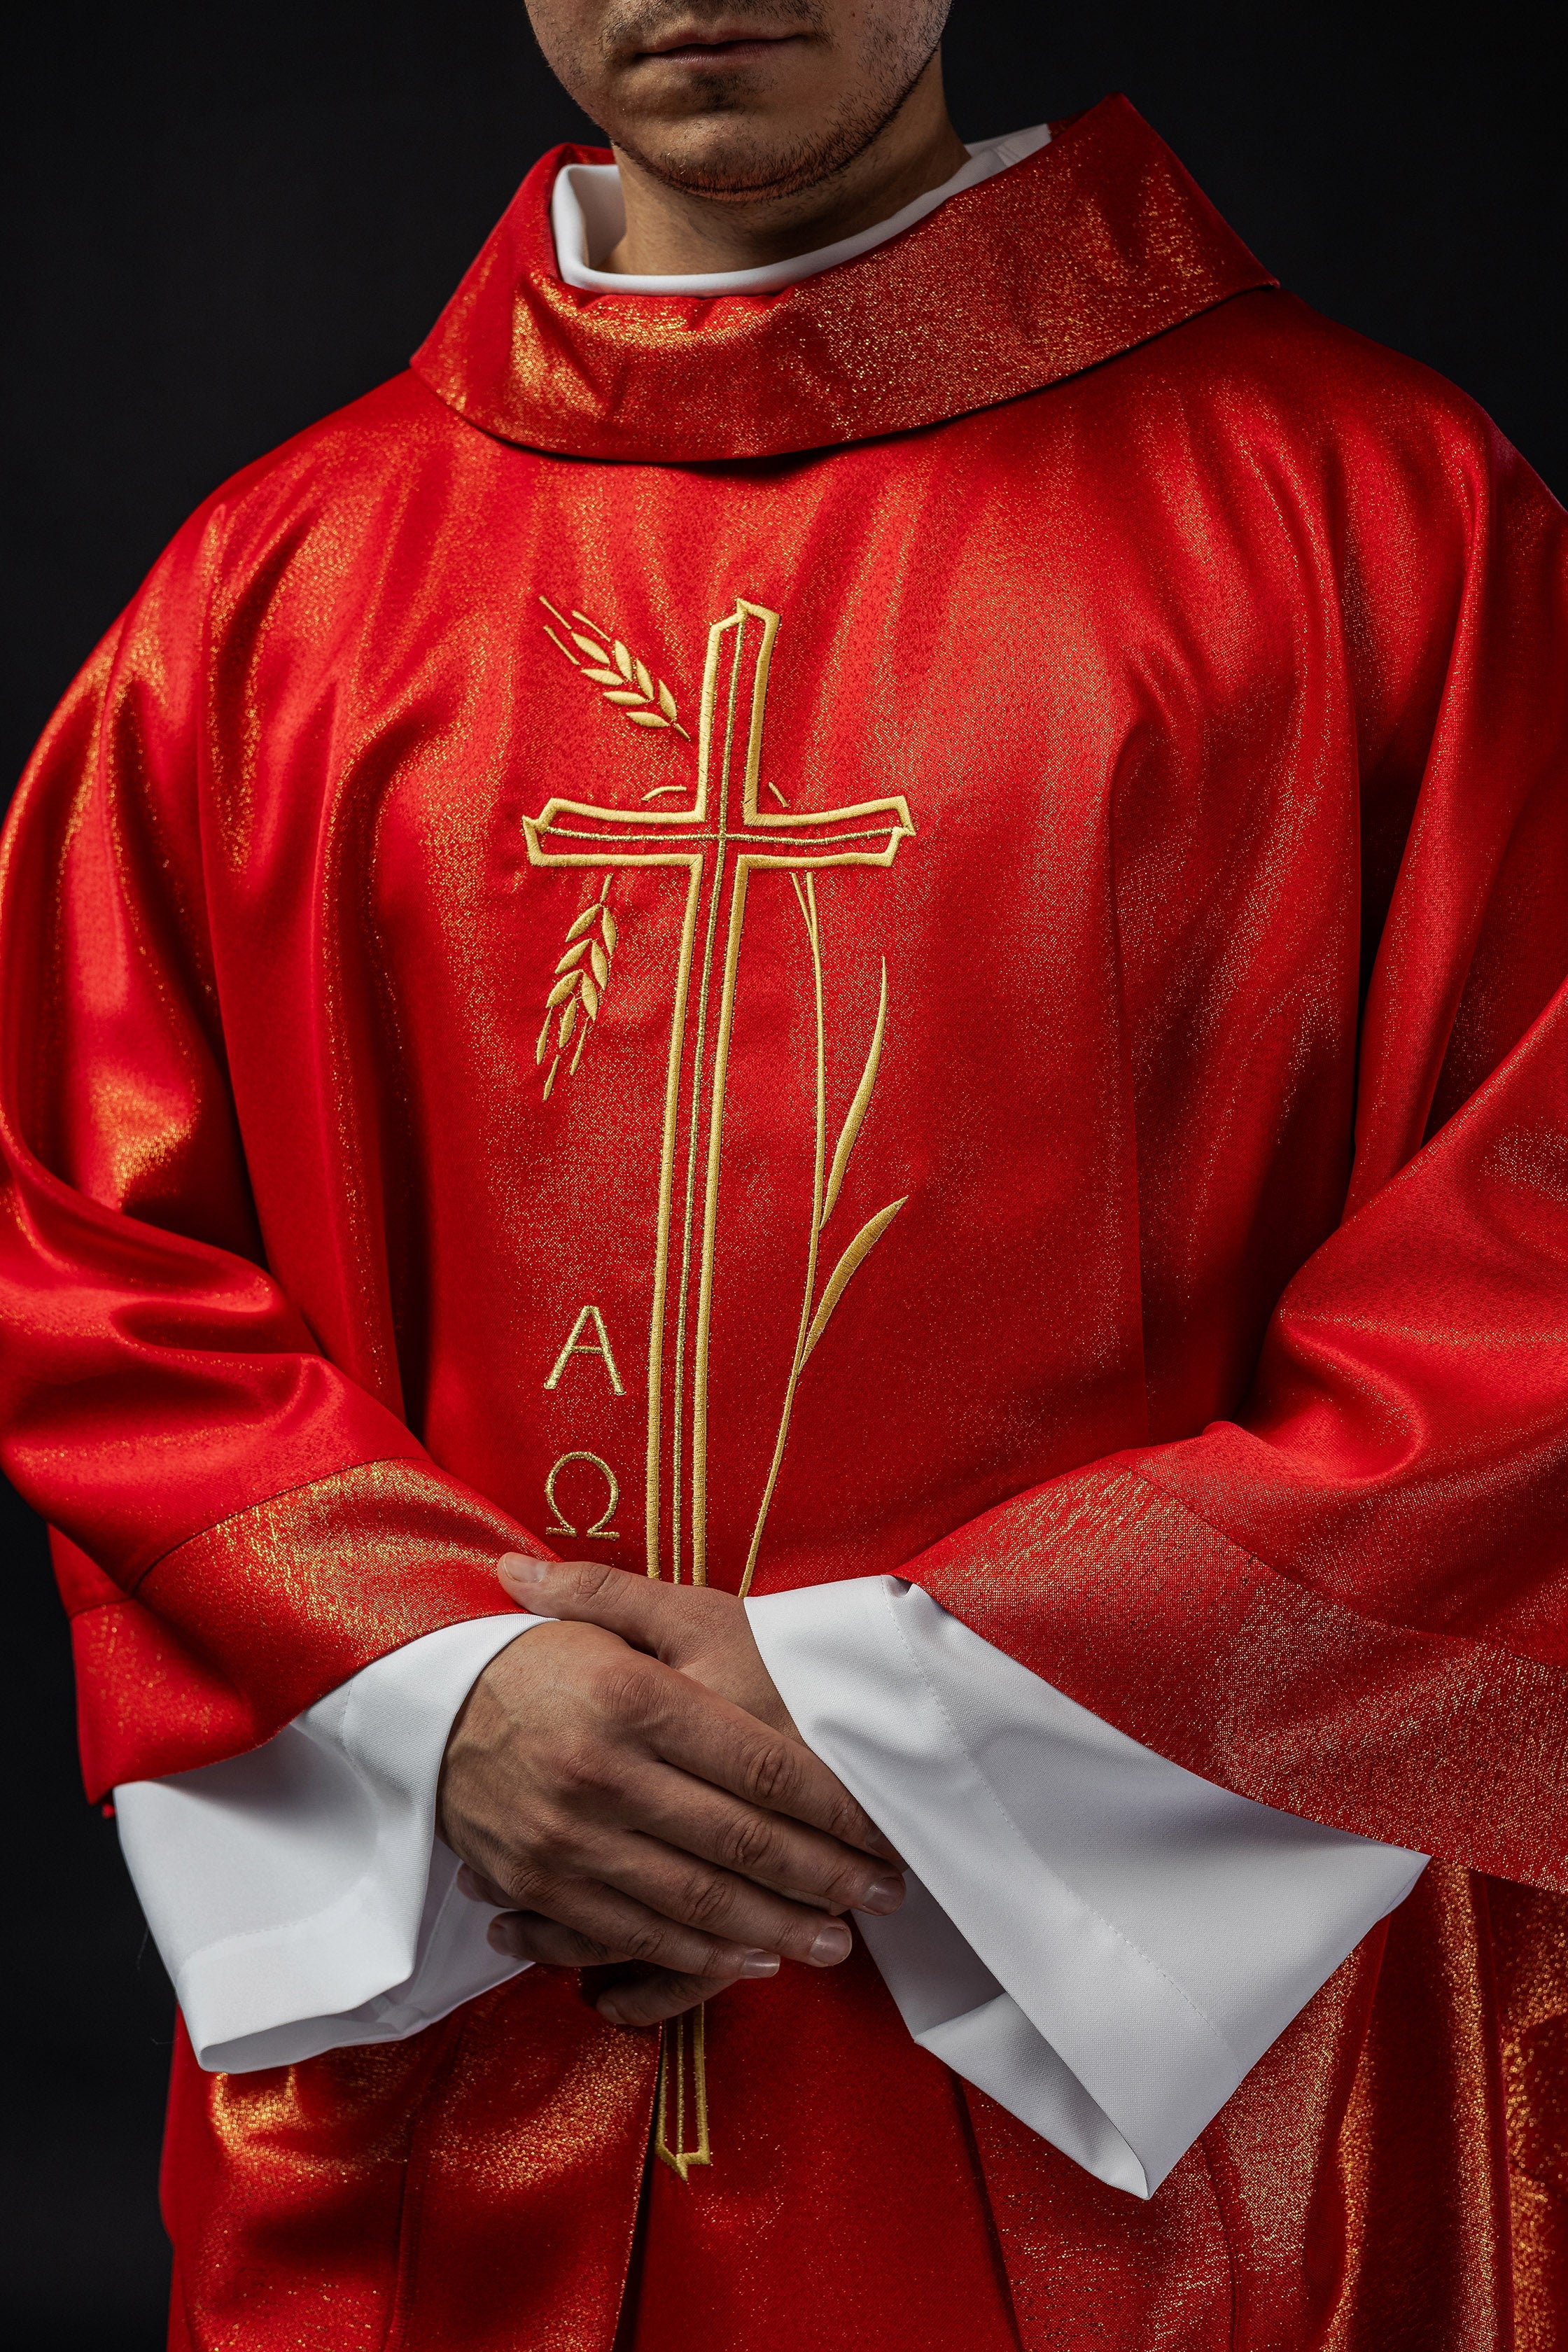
[[537, 878, 618, 1100], [740, 874, 904, 1596], [540, 596, 692, 741]]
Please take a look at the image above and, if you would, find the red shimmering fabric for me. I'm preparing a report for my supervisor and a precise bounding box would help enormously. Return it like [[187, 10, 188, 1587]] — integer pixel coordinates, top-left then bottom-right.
[[412, 96, 1275, 465], [163, 1970, 656, 2352], [3, 94, 1566, 2351]]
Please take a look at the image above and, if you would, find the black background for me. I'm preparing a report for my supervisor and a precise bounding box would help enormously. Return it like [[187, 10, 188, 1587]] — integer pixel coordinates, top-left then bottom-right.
[[2, 4, 1562, 2342]]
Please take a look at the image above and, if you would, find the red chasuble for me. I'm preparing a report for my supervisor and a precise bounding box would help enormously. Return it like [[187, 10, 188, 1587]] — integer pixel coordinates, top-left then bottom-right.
[[4, 94, 1567, 2351]]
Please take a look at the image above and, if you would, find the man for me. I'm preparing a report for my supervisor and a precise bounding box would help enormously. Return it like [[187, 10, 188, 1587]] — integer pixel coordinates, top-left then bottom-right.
[[4, 3, 1566, 2346]]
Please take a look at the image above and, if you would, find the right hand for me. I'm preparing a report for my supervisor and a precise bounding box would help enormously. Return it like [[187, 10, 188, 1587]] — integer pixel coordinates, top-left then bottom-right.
[[437, 1608, 905, 2028]]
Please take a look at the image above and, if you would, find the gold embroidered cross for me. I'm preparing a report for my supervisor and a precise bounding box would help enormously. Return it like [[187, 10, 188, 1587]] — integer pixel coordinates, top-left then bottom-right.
[[524, 598, 913, 2181], [524, 597, 913, 1592]]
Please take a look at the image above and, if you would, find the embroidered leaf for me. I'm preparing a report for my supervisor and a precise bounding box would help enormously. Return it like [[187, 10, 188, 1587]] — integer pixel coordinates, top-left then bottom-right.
[[603, 689, 647, 706], [535, 1014, 553, 1066], [589, 942, 610, 987], [613, 641, 634, 681], [601, 910, 619, 951], [554, 939, 590, 974], [629, 710, 669, 728], [582, 666, 623, 687], [801, 1199, 906, 1364], [558, 997, 578, 1046], [580, 976, 601, 1018], [820, 959, 888, 1228], [572, 632, 611, 663], [547, 973, 578, 1009], [656, 679, 677, 721], [636, 659, 654, 699], [566, 906, 600, 942]]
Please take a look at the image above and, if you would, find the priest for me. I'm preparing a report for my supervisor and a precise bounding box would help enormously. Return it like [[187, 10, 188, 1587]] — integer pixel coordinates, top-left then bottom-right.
[[4, 3, 1567, 2346]]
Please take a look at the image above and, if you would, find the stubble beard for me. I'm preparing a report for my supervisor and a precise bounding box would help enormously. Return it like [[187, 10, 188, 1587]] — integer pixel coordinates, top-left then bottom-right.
[[584, 1, 951, 205]]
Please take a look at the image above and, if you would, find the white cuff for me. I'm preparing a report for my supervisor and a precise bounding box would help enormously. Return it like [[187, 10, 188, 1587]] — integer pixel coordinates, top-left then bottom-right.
[[746, 1576, 1426, 2197], [115, 1613, 540, 2072]]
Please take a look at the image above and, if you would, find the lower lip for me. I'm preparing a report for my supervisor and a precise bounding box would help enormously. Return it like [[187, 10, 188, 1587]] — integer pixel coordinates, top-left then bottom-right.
[[642, 38, 799, 65]]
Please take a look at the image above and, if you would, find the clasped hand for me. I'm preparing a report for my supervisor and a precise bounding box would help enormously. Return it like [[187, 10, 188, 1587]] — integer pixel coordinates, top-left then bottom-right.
[[438, 1555, 904, 2029]]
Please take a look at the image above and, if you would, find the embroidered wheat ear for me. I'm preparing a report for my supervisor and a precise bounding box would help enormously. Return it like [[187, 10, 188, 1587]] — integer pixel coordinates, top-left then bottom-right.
[[540, 597, 691, 740], [537, 885, 619, 1100]]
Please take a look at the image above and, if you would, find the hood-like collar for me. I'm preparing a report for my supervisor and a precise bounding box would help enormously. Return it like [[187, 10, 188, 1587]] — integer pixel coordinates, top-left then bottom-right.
[[411, 94, 1275, 465]]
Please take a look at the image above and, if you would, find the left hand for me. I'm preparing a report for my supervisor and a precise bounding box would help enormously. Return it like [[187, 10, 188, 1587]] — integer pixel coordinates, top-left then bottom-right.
[[454, 1555, 901, 2030], [498, 1553, 802, 1736]]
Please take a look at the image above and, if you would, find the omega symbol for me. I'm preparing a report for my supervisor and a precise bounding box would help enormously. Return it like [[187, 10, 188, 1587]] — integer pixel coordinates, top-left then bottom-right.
[[543, 1450, 622, 1542]]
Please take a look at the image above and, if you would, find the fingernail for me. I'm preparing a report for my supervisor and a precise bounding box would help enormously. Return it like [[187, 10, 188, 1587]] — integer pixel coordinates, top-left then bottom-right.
[[598, 1998, 627, 2026], [739, 1951, 780, 1978], [808, 1921, 853, 1965], [854, 1875, 905, 1917], [500, 1553, 549, 1585]]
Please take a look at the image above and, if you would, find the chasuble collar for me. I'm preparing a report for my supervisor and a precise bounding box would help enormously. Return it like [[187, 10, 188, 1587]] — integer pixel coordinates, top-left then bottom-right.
[[549, 121, 1054, 296], [410, 93, 1276, 465]]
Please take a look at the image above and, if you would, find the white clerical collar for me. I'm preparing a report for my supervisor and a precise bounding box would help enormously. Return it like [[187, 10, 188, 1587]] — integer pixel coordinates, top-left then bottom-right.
[[550, 122, 1052, 297]]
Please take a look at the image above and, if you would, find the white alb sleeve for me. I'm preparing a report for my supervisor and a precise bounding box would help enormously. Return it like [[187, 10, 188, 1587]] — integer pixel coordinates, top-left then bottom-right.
[[746, 1576, 1427, 2199], [113, 1613, 540, 2073]]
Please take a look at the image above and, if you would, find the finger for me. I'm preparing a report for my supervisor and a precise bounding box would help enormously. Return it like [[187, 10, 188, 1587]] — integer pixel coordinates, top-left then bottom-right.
[[564, 1828, 860, 1969], [624, 1760, 905, 1916], [634, 1665, 897, 1863], [498, 1558, 905, 1870], [487, 1905, 780, 1997], [598, 1963, 774, 2030], [505, 1868, 835, 1981], [457, 1863, 512, 1907], [486, 1909, 627, 1966], [498, 1553, 676, 1653]]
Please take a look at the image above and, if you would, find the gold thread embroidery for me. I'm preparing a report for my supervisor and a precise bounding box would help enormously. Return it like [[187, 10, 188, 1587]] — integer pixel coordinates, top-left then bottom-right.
[[523, 598, 914, 1588], [537, 876, 618, 1098], [544, 1306, 626, 1394], [654, 2003, 710, 2179], [740, 906, 904, 1599], [543, 1451, 622, 1541], [524, 596, 916, 2178], [540, 596, 692, 740]]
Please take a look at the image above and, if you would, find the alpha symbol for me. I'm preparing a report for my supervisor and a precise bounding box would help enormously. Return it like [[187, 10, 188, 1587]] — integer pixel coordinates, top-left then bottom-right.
[[545, 1304, 626, 1394]]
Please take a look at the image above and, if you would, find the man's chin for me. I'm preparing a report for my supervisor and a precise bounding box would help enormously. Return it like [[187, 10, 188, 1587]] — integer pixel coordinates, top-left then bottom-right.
[[613, 118, 871, 205]]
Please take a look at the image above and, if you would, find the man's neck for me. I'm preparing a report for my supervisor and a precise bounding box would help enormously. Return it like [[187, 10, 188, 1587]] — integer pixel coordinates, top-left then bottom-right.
[[600, 52, 969, 279]]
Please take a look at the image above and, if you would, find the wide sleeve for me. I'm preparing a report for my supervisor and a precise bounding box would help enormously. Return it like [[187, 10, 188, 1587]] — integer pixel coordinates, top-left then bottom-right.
[[748, 1577, 1423, 2196], [0, 505, 534, 1796], [113, 1615, 538, 2072], [909, 424, 1568, 1890]]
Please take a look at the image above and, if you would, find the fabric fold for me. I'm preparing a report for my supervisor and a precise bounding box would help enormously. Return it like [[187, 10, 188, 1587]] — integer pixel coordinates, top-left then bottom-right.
[[749, 1576, 1425, 2194], [116, 1613, 537, 2070]]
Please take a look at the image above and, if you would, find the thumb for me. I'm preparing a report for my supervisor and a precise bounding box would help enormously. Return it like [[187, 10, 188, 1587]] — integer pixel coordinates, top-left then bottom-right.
[[497, 1552, 675, 1654]]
